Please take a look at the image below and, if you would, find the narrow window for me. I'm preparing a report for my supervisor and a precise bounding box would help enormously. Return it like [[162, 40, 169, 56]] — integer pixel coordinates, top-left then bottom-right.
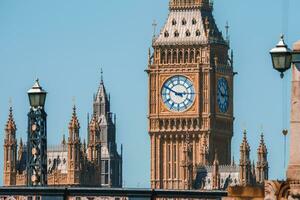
[[172, 19, 177, 26], [173, 144, 177, 178], [164, 31, 169, 38], [182, 18, 187, 25], [192, 18, 197, 25], [196, 30, 201, 36], [174, 31, 179, 37], [186, 30, 191, 37], [168, 144, 171, 179]]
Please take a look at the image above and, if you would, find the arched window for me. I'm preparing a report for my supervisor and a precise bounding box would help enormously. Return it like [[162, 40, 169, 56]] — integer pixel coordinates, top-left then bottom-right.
[[161, 52, 166, 64], [192, 18, 197, 25], [172, 19, 177, 26], [174, 30, 179, 37], [190, 50, 195, 63], [173, 51, 177, 63], [186, 30, 191, 37], [196, 50, 200, 62], [164, 31, 169, 38], [178, 51, 183, 63], [182, 18, 187, 25], [184, 51, 188, 63], [167, 51, 171, 63], [196, 30, 201, 36]]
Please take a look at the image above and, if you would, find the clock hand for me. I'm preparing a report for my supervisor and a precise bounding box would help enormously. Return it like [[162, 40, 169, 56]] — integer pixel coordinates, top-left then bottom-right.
[[164, 86, 183, 97]]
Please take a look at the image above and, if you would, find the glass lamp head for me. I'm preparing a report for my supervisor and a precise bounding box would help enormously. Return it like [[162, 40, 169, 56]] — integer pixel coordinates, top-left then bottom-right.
[[270, 35, 292, 78], [27, 79, 47, 108]]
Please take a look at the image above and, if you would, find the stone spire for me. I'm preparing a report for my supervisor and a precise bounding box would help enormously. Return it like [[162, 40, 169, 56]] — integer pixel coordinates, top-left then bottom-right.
[[67, 105, 81, 185], [212, 150, 220, 190], [93, 70, 110, 117], [5, 107, 17, 138], [3, 106, 17, 186], [68, 106, 80, 142], [169, 0, 212, 10], [239, 130, 251, 186], [256, 132, 268, 184]]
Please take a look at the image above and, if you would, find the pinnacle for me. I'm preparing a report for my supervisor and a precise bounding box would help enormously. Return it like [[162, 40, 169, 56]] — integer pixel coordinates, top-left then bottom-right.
[[6, 106, 16, 132], [69, 106, 80, 129]]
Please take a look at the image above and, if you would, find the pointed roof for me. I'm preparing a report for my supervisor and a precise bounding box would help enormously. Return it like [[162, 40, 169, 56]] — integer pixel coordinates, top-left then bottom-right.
[[69, 105, 80, 130], [95, 70, 108, 103], [153, 0, 224, 46], [5, 107, 16, 132], [61, 134, 66, 146], [27, 79, 47, 94], [258, 132, 267, 154], [240, 130, 250, 152]]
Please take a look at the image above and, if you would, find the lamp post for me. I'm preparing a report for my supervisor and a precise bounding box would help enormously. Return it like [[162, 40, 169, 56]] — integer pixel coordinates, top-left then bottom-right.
[[270, 35, 292, 78], [270, 36, 300, 198], [26, 79, 48, 186]]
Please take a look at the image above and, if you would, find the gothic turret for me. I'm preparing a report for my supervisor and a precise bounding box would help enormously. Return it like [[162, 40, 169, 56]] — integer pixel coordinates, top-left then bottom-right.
[[67, 106, 81, 185], [88, 71, 122, 188], [256, 132, 268, 184], [3, 107, 17, 186], [239, 130, 251, 186], [88, 114, 101, 165]]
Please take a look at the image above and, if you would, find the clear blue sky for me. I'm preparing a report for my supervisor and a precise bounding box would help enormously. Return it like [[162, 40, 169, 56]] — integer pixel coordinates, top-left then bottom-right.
[[0, 0, 299, 188]]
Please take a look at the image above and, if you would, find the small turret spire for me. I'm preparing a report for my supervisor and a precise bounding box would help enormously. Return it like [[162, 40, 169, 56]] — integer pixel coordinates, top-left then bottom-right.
[[5, 106, 17, 134], [100, 68, 104, 84], [68, 105, 80, 141], [256, 131, 268, 184]]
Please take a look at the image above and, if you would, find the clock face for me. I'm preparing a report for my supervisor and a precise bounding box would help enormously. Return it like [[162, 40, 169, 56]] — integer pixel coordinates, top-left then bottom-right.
[[161, 75, 195, 112], [217, 77, 229, 113]]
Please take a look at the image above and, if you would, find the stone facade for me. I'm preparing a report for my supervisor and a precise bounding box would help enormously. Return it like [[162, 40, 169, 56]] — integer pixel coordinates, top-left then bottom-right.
[[3, 75, 122, 187], [148, 0, 234, 190]]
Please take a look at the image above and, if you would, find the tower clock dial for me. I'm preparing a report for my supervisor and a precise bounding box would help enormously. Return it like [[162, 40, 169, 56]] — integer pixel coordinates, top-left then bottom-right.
[[161, 75, 195, 112], [217, 77, 229, 113]]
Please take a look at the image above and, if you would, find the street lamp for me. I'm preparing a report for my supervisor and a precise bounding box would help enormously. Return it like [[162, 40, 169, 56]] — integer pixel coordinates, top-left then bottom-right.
[[270, 35, 292, 78], [26, 79, 48, 187], [27, 79, 47, 108]]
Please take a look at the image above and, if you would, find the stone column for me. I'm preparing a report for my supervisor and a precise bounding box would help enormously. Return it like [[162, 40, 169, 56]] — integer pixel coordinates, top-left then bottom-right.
[[287, 41, 300, 199], [287, 40, 300, 181]]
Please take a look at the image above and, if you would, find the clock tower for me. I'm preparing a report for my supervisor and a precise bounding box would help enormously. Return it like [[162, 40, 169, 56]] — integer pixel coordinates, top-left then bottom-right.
[[147, 0, 234, 189]]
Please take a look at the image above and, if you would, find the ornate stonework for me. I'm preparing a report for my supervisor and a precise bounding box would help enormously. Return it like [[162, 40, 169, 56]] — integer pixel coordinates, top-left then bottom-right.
[[3, 75, 122, 188], [148, 0, 234, 190]]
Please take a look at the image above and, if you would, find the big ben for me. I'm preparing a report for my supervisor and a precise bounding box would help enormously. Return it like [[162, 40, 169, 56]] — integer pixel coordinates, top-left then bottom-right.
[[147, 0, 234, 189]]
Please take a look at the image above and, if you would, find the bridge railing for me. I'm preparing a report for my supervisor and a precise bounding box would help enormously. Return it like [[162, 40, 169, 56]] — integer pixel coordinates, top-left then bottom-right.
[[0, 187, 227, 200]]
